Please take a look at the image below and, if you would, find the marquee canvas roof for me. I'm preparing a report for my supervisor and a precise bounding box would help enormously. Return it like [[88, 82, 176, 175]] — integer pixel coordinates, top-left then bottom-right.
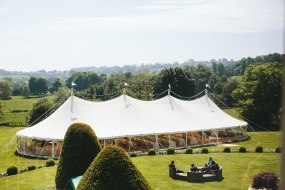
[[16, 93, 247, 141]]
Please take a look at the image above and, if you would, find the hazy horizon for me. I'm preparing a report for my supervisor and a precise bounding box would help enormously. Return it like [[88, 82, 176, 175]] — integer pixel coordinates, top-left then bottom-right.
[[0, 0, 284, 72]]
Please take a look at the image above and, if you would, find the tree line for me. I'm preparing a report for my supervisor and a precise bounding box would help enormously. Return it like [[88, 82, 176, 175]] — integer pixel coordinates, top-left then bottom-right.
[[0, 53, 283, 130]]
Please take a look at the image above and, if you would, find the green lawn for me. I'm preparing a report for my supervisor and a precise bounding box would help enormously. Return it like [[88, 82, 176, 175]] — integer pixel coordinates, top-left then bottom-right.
[[0, 127, 47, 173], [0, 127, 281, 190], [133, 153, 280, 190], [223, 108, 243, 120]]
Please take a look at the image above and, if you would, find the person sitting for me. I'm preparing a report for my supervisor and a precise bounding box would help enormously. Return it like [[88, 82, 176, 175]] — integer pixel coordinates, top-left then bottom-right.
[[190, 164, 198, 172], [202, 157, 216, 173], [207, 157, 216, 168], [169, 160, 184, 173]]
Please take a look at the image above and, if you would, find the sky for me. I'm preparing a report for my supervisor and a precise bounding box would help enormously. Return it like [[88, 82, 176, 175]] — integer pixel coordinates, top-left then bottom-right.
[[0, 0, 284, 71]]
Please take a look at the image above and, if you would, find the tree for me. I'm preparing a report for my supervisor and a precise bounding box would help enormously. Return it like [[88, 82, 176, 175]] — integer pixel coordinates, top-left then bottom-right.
[[55, 123, 102, 190], [232, 62, 282, 130], [53, 87, 70, 104], [36, 78, 48, 94], [153, 67, 195, 99], [28, 98, 53, 125], [0, 80, 12, 99], [128, 72, 154, 100], [21, 85, 30, 98], [12, 80, 26, 96], [77, 146, 151, 190], [29, 77, 48, 95], [194, 64, 212, 93], [223, 79, 239, 107], [28, 77, 37, 94], [49, 78, 62, 94], [66, 72, 103, 91]]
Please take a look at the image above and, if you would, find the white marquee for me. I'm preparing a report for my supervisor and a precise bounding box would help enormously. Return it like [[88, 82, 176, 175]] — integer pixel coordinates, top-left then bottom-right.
[[16, 92, 247, 141]]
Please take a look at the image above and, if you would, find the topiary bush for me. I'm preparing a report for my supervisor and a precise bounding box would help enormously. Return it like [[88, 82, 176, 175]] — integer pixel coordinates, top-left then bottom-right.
[[129, 152, 137, 157], [55, 123, 102, 190], [148, 149, 156, 156], [223, 147, 231, 153], [27, 165, 36, 171], [275, 147, 281, 153], [7, 166, 18, 176], [167, 147, 175, 155], [201, 148, 208, 154], [77, 146, 151, 190], [185, 148, 193, 154], [46, 159, 55, 167], [239, 147, 246, 153], [255, 146, 263, 153], [252, 171, 278, 190]]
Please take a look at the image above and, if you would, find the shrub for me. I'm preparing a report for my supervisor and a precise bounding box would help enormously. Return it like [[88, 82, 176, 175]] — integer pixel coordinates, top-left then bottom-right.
[[148, 149, 156, 156], [275, 147, 281, 153], [129, 152, 137, 157], [46, 159, 55, 167], [239, 147, 246, 153], [6, 166, 18, 176], [252, 171, 278, 190], [223, 147, 231, 153], [185, 148, 193, 154], [27, 165, 36, 171], [201, 148, 208, 154], [77, 146, 151, 190], [167, 147, 175, 155], [255, 146, 263, 153], [55, 123, 102, 190]]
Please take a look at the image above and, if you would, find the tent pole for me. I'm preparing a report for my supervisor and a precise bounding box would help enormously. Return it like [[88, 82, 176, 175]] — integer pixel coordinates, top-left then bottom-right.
[[185, 132, 188, 148], [154, 135, 159, 151], [128, 137, 131, 152], [201, 130, 204, 145], [52, 141, 54, 159], [168, 135, 171, 147], [71, 87, 74, 113], [216, 130, 218, 144]]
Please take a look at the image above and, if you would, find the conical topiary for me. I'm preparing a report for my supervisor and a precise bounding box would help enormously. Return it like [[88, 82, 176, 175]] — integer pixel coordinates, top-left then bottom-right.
[[55, 123, 101, 190], [77, 146, 152, 190]]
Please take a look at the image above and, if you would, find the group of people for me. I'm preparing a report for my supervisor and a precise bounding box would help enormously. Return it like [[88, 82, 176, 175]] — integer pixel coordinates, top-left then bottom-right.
[[169, 157, 219, 174]]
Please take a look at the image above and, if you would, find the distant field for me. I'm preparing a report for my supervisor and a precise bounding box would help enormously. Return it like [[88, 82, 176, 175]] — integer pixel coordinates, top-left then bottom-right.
[[0, 96, 54, 126], [0, 127, 281, 190]]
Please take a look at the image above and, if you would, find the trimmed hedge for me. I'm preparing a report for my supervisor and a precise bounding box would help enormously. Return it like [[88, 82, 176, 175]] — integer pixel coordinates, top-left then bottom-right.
[[167, 147, 175, 155], [201, 148, 208, 154], [148, 149, 156, 156], [255, 146, 263, 153], [27, 165, 36, 171], [223, 147, 231, 153], [185, 148, 193, 154], [252, 171, 278, 190], [55, 123, 102, 190], [46, 159, 55, 167], [130, 153, 137, 157], [239, 147, 246, 153], [275, 147, 281, 153], [7, 166, 18, 176], [77, 146, 151, 190]]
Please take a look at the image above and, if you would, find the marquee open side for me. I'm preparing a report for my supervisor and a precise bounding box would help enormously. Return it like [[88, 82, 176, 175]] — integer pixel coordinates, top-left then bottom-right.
[[16, 89, 248, 158]]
